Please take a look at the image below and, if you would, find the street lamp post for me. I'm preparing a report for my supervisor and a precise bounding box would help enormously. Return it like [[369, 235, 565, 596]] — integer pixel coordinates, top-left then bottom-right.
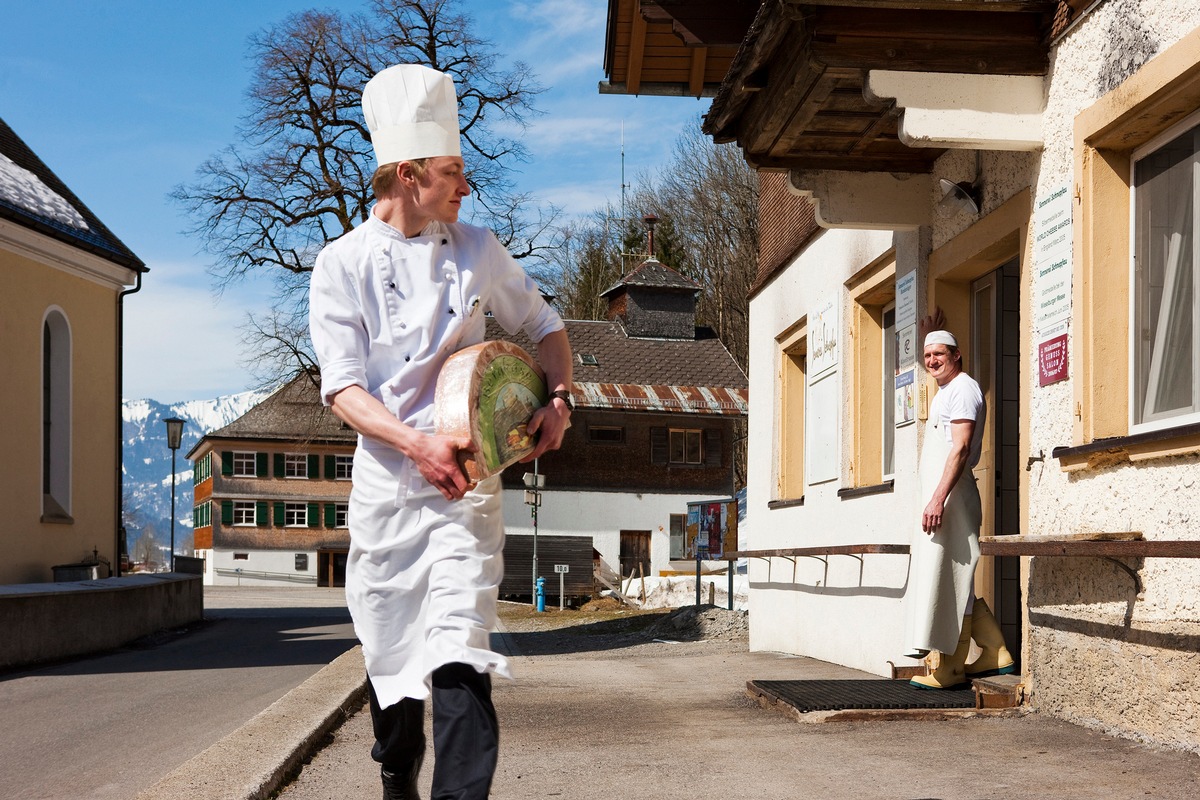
[[164, 416, 185, 573], [523, 461, 545, 607]]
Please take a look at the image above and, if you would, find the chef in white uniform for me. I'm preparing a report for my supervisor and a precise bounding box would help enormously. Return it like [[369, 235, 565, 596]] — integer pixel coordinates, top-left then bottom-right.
[[308, 64, 573, 800], [904, 329, 986, 690]]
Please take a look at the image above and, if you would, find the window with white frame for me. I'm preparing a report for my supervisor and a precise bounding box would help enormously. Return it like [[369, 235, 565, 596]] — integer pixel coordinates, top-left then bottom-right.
[[284, 453, 308, 478], [1132, 112, 1200, 430], [335, 503, 348, 528], [285, 502, 308, 527], [233, 500, 256, 526], [335, 455, 353, 480], [232, 451, 256, 477]]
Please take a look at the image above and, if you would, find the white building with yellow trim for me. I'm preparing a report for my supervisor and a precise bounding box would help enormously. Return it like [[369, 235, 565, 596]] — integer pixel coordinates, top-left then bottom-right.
[[604, 0, 1200, 752]]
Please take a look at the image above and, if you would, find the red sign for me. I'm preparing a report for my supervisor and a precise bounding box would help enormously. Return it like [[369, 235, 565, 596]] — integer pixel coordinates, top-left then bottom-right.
[[1038, 333, 1069, 386]]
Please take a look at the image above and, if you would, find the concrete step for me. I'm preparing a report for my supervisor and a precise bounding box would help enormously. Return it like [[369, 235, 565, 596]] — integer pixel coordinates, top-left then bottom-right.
[[972, 673, 1024, 709]]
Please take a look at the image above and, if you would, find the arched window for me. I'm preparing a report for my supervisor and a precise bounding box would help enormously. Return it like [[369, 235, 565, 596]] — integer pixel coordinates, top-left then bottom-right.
[[43, 308, 71, 520]]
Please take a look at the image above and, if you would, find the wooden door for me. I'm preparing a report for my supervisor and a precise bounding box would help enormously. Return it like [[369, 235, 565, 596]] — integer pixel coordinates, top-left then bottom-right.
[[619, 530, 651, 578], [971, 259, 1022, 664]]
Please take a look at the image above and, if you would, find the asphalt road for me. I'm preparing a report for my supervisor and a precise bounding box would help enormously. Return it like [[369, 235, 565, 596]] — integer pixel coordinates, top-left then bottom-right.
[[0, 586, 356, 800]]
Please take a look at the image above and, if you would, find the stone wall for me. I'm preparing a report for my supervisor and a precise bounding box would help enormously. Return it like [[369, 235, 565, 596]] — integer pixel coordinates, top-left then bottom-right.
[[0, 573, 203, 669]]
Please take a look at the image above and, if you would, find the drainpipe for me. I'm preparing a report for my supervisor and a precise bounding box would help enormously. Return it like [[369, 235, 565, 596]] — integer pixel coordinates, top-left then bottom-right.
[[115, 270, 143, 577]]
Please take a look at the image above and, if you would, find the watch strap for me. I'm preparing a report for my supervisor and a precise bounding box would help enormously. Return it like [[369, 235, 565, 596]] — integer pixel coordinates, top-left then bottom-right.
[[549, 389, 574, 410]]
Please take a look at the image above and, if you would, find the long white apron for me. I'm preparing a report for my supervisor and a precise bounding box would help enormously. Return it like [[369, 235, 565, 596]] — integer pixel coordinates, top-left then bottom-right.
[[903, 415, 981, 654], [347, 438, 512, 709]]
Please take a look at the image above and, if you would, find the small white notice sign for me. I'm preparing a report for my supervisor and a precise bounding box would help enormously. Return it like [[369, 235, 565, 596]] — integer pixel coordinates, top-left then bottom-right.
[[554, 564, 569, 574]]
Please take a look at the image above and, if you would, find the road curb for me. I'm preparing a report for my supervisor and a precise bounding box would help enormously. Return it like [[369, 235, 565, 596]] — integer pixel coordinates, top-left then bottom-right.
[[135, 645, 367, 800]]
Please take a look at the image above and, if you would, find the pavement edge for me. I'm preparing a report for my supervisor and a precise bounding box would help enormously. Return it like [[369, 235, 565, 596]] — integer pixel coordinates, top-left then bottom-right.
[[135, 645, 367, 800]]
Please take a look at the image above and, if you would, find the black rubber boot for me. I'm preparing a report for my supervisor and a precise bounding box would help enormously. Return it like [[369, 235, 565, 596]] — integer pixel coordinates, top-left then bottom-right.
[[381, 760, 422, 800]]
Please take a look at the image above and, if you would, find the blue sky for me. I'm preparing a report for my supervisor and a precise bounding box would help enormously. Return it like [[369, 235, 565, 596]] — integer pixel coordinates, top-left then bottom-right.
[[1, 0, 710, 402]]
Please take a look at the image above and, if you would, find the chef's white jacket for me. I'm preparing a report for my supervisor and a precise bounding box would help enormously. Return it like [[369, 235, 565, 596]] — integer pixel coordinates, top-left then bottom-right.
[[309, 211, 563, 706]]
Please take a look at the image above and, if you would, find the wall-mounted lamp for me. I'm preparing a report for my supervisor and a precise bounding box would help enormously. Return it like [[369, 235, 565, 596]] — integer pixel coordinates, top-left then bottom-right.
[[938, 178, 982, 215], [937, 150, 983, 216]]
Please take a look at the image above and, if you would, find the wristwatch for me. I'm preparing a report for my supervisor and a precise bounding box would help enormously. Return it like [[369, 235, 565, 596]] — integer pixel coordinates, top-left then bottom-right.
[[548, 389, 574, 411]]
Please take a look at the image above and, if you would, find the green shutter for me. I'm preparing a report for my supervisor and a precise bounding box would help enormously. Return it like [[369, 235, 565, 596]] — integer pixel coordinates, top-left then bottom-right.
[[221, 500, 233, 525], [325, 455, 336, 479], [308, 454, 320, 479], [274, 501, 285, 527], [256, 452, 267, 477], [274, 453, 285, 478], [308, 502, 319, 527], [256, 501, 268, 526], [324, 503, 336, 528], [221, 452, 233, 476]]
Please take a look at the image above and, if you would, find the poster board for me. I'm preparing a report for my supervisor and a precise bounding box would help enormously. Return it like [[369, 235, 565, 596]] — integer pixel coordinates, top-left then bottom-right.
[[685, 499, 738, 560]]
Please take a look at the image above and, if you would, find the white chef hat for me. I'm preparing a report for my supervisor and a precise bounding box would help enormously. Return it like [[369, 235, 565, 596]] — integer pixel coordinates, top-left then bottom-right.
[[362, 64, 462, 167], [924, 330, 958, 349]]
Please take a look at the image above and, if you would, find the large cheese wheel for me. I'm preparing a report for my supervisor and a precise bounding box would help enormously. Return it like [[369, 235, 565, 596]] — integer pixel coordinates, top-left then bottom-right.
[[434, 341, 548, 481]]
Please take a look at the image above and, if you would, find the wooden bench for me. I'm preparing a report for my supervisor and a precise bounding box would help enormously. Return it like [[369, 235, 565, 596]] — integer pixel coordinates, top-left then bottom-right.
[[979, 532, 1200, 594]]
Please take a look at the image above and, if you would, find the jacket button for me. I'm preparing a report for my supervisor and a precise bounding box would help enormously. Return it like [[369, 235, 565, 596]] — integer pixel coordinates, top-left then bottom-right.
[[441, 239, 448, 245]]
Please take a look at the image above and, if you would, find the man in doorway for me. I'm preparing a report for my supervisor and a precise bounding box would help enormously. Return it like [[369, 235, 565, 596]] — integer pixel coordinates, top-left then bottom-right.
[[904, 324, 1011, 689], [309, 64, 573, 798]]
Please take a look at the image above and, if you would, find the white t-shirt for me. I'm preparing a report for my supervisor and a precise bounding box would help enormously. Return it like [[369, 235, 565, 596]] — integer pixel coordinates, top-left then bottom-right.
[[929, 372, 986, 469]]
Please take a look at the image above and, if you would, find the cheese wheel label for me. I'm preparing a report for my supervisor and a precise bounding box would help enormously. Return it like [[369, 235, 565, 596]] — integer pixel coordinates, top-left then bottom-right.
[[477, 354, 547, 473]]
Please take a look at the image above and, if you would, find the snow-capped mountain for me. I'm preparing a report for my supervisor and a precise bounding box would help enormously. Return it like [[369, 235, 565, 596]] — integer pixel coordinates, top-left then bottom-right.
[[122, 389, 271, 558]]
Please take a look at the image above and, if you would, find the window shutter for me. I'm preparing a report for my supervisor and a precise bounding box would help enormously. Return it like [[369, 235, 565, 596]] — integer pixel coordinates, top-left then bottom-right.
[[308, 454, 320, 479], [273, 501, 285, 527], [308, 502, 319, 527], [256, 452, 268, 477], [325, 455, 336, 478], [274, 453, 285, 478], [221, 452, 233, 476], [324, 503, 336, 528], [256, 501, 268, 526], [650, 427, 668, 465], [221, 500, 233, 525], [704, 429, 722, 466]]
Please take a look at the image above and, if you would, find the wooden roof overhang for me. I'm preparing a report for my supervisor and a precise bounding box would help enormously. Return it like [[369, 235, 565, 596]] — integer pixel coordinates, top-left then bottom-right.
[[701, 0, 1057, 174], [602, 0, 759, 97]]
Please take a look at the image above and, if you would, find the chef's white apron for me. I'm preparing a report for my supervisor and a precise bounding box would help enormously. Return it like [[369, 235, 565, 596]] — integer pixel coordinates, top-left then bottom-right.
[[903, 415, 981, 654], [347, 436, 512, 708]]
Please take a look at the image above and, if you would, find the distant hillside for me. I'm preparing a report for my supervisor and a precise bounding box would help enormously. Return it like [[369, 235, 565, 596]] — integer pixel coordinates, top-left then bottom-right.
[[122, 389, 271, 561]]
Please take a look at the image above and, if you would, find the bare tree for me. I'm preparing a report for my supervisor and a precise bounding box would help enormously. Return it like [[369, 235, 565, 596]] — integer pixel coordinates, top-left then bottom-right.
[[173, 0, 555, 388], [549, 122, 758, 372]]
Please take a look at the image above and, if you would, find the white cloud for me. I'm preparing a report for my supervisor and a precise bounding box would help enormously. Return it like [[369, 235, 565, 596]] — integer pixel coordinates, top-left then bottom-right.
[[122, 259, 273, 403]]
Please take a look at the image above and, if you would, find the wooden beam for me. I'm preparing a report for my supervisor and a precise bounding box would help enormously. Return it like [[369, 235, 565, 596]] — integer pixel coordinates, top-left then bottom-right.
[[627, 6, 648, 94], [980, 539, 1200, 558], [789, 0, 1054, 12], [689, 47, 708, 97]]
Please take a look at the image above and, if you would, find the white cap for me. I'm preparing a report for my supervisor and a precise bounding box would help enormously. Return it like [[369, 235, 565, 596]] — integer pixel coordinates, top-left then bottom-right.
[[362, 65, 461, 167], [924, 330, 958, 349]]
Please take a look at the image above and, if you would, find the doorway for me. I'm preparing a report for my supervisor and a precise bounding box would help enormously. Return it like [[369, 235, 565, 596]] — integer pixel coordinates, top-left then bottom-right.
[[318, 549, 348, 588], [619, 530, 651, 578], [970, 258, 1022, 665]]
